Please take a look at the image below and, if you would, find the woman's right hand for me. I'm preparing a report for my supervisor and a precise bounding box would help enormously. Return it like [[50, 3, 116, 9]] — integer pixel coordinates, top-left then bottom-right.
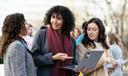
[[52, 53, 73, 61], [105, 57, 117, 70]]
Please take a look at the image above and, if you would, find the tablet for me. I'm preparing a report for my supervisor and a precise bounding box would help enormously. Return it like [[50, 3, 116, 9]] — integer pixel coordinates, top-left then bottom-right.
[[61, 51, 104, 72]]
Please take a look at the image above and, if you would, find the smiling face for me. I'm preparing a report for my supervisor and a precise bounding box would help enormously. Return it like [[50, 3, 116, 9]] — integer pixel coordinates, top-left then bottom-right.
[[50, 13, 63, 30], [87, 22, 99, 41]]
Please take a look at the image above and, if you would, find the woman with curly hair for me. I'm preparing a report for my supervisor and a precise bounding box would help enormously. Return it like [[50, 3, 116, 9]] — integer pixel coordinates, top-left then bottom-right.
[[32, 5, 77, 76], [0, 13, 36, 76]]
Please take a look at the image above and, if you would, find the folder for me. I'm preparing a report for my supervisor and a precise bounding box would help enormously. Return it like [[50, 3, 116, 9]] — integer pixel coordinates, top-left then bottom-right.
[[61, 51, 104, 72]]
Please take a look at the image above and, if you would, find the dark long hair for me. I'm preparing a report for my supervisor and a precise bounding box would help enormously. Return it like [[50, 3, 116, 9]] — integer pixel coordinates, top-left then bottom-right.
[[82, 18, 109, 49], [43, 5, 75, 35], [0, 13, 26, 56]]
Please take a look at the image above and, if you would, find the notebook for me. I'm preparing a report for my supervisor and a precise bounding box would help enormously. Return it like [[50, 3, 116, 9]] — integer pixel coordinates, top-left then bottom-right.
[[61, 51, 104, 72]]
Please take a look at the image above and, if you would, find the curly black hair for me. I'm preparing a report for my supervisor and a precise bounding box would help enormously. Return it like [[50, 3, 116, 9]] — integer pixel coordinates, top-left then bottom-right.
[[82, 18, 109, 49], [43, 5, 75, 35], [0, 13, 26, 56]]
